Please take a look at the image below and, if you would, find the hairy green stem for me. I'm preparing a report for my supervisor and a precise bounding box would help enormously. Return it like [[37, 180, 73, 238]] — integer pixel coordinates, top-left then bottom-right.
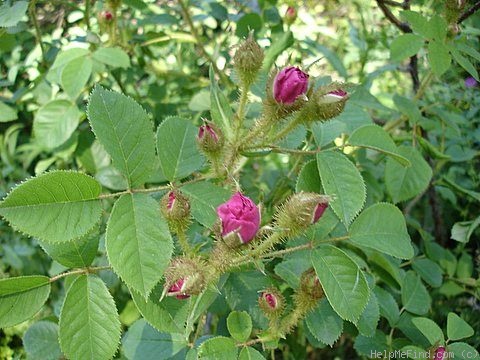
[[49, 266, 112, 282]]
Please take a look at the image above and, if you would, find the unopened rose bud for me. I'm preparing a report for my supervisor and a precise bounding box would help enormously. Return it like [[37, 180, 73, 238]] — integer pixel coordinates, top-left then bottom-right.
[[273, 66, 309, 104], [197, 121, 224, 155], [284, 6, 297, 25], [102, 10, 113, 21], [293, 268, 324, 312], [433, 346, 445, 360], [258, 288, 285, 318], [161, 190, 191, 233], [233, 33, 264, 86], [216, 192, 261, 244], [314, 88, 349, 120], [167, 278, 190, 300], [275, 192, 330, 238]]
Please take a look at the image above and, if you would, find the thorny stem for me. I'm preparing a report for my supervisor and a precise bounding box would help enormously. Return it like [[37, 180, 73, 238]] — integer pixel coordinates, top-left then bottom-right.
[[97, 176, 210, 199], [49, 266, 112, 283], [176, 228, 193, 255]]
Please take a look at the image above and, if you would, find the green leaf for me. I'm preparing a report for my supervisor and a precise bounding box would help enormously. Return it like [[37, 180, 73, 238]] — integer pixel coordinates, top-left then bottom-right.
[[0, 276, 51, 328], [412, 258, 443, 288], [428, 41, 451, 77], [311, 245, 370, 323], [305, 298, 344, 346], [59, 275, 121, 360], [400, 11, 430, 38], [23, 321, 62, 360], [357, 293, 380, 337], [354, 330, 388, 357], [238, 347, 266, 360], [0, 102, 17, 122], [106, 193, 173, 297], [390, 34, 424, 62], [227, 311, 252, 343], [130, 284, 190, 334], [456, 42, 480, 63], [156, 116, 204, 182], [374, 287, 400, 327], [316, 151, 366, 226], [311, 120, 346, 147], [181, 181, 231, 228], [348, 124, 410, 166], [350, 203, 413, 259], [456, 253, 474, 279], [122, 319, 187, 360], [0, 171, 102, 243], [296, 160, 322, 193], [411, 317, 444, 345], [401, 271, 431, 315], [451, 216, 480, 243], [197, 337, 238, 360], [447, 313, 474, 341], [210, 66, 233, 137], [61, 56, 93, 99], [447, 342, 479, 359], [87, 85, 156, 188], [385, 146, 432, 203], [427, 15, 448, 41], [33, 99, 81, 149], [93, 47, 130, 68], [263, 30, 294, 71], [0, 1, 28, 27], [40, 227, 99, 268], [47, 48, 90, 83], [275, 251, 312, 289], [235, 13, 263, 38], [451, 47, 479, 81], [393, 95, 422, 125]]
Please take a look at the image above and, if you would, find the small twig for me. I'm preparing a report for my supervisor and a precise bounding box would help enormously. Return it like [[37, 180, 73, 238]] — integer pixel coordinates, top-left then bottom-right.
[[85, 0, 91, 30], [457, 1, 480, 24], [49, 266, 112, 283], [376, 0, 412, 32]]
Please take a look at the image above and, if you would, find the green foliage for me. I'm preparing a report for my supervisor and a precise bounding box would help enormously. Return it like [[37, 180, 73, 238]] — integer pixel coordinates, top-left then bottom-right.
[[156, 117, 204, 182], [305, 298, 343, 346], [197, 337, 238, 360], [316, 151, 366, 226], [87, 85, 156, 188], [0, 171, 102, 243], [311, 245, 369, 322], [23, 321, 62, 360], [106, 193, 173, 297], [59, 275, 121, 360], [227, 311, 253, 343], [0, 276, 50, 328]]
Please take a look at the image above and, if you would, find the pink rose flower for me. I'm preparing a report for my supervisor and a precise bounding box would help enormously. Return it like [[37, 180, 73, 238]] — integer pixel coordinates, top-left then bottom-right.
[[312, 202, 328, 224], [167, 278, 190, 300], [273, 66, 309, 104], [216, 192, 260, 244]]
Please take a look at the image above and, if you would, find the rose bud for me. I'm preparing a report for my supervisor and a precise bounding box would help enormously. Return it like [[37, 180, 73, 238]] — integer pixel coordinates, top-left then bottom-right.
[[216, 192, 261, 244], [294, 268, 324, 312], [233, 32, 264, 85], [284, 6, 297, 25], [433, 346, 445, 360], [258, 288, 285, 318], [197, 121, 224, 155], [275, 192, 330, 238], [167, 278, 190, 300], [102, 10, 113, 21], [316, 88, 349, 120], [273, 66, 309, 104], [160, 190, 191, 234]]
